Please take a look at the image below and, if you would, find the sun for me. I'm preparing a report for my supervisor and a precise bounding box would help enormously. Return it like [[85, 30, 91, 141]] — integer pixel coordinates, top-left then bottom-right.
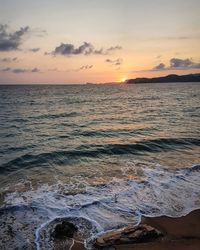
[[121, 77, 127, 82]]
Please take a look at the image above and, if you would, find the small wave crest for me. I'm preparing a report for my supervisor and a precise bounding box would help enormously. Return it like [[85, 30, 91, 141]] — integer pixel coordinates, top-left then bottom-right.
[[37, 112, 79, 120]]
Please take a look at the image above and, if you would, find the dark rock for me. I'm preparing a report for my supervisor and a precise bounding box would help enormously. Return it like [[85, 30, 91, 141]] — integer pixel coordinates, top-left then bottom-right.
[[51, 220, 78, 239], [95, 224, 163, 248]]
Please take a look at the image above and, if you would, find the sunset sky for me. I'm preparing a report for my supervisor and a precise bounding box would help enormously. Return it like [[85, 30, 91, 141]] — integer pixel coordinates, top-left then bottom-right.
[[0, 0, 200, 84]]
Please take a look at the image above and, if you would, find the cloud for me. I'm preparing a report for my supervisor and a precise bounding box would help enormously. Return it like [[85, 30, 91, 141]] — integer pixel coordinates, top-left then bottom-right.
[[170, 58, 193, 68], [93, 48, 104, 55], [105, 58, 123, 66], [29, 48, 40, 53], [1, 67, 40, 73], [47, 65, 93, 72], [48, 42, 122, 56], [31, 67, 40, 72], [152, 63, 166, 70], [106, 46, 122, 52], [0, 24, 29, 51], [1, 57, 18, 63], [94, 46, 122, 55], [152, 58, 200, 71], [52, 42, 93, 56], [79, 65, 93, 70], [2, 67, 11, 72], [156, 55, 162, 59], [12, 68, 27, 74]]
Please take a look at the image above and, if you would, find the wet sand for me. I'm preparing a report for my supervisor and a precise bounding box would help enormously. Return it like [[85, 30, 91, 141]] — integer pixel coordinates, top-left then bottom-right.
[[141, 209, 200, 238], [91, 209, 200, 250], [115, 239, 200, 250]]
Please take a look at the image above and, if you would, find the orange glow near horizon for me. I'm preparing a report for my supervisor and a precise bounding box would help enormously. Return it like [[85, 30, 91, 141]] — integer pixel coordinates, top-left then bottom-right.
[[121, 77, 127, 83]]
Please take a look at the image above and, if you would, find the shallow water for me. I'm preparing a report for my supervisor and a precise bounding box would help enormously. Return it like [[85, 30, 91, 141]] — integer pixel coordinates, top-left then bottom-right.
[[0, 83, 200, 249]]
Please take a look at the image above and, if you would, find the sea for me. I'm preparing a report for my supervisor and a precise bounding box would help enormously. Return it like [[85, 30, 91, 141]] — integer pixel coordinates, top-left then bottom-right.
[[0, 82, 200, 249]]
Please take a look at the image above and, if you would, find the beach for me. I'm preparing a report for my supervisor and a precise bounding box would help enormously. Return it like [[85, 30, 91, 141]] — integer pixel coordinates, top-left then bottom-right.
[[57, 208, 200, 249], [94, 208, 200, 250]]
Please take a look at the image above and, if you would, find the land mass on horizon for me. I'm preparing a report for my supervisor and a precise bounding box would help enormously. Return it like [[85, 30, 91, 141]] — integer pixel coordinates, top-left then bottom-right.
[[126, 73, 200, 84]]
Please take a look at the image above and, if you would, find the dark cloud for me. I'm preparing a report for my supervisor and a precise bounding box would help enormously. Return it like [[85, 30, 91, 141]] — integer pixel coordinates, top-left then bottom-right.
[[1, 57, 18, 62], [12, 68, 27, 74], [1, 67, 40, 73], [0, 24, 29, 51], [31, 67, 40, 72], [49, 42, 122, 56], [29, 48, 40, 53], [52, 42, 93, 56], [170, 58, 193, 68], [152, 58, 200, 71], [153, 63, 166, 70], [105, 58, 123, 66], [79, 65, 93, 70]]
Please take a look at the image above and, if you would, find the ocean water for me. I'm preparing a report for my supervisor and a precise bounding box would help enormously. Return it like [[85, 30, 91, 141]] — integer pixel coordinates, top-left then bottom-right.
[[0, 83, 200, 249]]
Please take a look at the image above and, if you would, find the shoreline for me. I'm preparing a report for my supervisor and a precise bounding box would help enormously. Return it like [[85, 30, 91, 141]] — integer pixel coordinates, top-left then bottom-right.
[[69, 208, 200, 250]]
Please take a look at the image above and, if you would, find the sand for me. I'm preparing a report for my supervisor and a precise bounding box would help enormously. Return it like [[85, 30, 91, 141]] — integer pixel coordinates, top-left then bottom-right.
[[70, 209, 200, 250]]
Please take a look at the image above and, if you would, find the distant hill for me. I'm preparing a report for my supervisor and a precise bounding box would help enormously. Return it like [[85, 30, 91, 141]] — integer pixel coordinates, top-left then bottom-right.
[[126, 73, 200, 84]]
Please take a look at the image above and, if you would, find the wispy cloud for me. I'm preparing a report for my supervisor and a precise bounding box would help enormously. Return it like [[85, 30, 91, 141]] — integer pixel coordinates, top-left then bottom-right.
[[1, 67, 41, 73], [105, 58, 123, 66], [166, 36, 191, 40], [31, 28, 47, 37], [29, 48, 40, 53], [47, 65, 94, 72], [156, 55, 162, 59], [0, 24, 29, 51], [94, 46, 122, 55], [2, 67, 11, 72], [79, 65, 93, 70], [47, 42, 122, 56], [1, 57, 18, 63], [47, 68, 58, 72]]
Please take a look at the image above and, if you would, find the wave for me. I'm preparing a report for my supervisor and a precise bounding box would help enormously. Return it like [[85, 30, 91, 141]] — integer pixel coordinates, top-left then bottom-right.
[[33, 111, 79, 120], [1, 164, 200, 249], [1, 137, 200, 175], [71, 127, 154, 137]]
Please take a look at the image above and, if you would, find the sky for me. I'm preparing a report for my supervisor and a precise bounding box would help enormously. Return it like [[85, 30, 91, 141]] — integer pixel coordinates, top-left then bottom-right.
[[0, 0, 200, 84]]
